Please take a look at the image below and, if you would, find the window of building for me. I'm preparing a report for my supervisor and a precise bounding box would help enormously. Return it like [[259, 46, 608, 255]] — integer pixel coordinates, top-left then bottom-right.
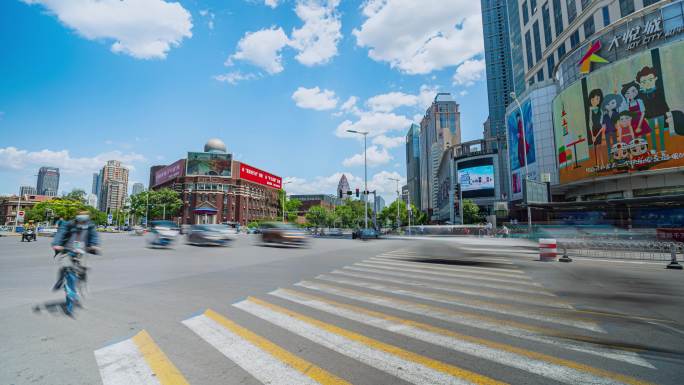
[[619, 0, 635, 17], [523, 0, 530, 24], [525, 30, 534, 69], [602, 6, 610, 26], [553, 0, 564, 35], [542, 2, 553, 46], [583, 15, 595, 38], [547, 54, 555, 76], [662, 1, 684, 32], [643, 0, 660, 7], [537, 69, 544, 82], [581, 0, 590, 11], [531, 0, 538, 14], [570, 29, 580, 48], [532, 21, 542, 61], [528, 77, 535, 86], [567, 0, 577, 24], [557, 41, 566, 58]]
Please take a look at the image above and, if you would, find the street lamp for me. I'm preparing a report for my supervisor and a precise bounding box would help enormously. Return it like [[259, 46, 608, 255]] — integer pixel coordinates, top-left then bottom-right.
[[282, 181, 292, 222], [387, 177, 401, 230], [510, 91, 533, 234], [346, 129, 369, 230]]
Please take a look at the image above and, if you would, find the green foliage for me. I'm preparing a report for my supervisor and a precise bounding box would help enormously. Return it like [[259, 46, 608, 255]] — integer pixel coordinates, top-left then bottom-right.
[[130, 188, 182, 221], [462, 199, 482, 224], [378, 199, 423, 227], [284, 197, 301, 223], [26, 197, 105, 225], [305, 206, 329, 228], [64, 189, 87, 204]]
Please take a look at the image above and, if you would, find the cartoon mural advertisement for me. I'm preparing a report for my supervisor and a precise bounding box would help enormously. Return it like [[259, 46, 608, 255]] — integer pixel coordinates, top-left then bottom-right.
[[553, 41, 684, 184], [507, 99, 537, 200]]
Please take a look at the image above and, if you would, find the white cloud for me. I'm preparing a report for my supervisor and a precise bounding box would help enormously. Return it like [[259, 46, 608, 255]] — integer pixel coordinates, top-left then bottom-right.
[[453, 58, 485, 86], [214, 71, 258, 85], [459, 90, 469, 96], [22, 0, 192, 60], [284, 170, 404, 203], [372, 135, 405, 149], [229, 26, 290, 74], [366, 92, 418, 112], [292, 86, 338, 110], [289, 0, 342, 66], [0, 147, 146, 174], [336, 111, 412, 139], [353, 0, 483, 74], [342, 145, 392, 167], [417, 84, 439, 110], [199, 9, 215, 30], [368, 170, 405, 199], [264, 0, 280, 8]]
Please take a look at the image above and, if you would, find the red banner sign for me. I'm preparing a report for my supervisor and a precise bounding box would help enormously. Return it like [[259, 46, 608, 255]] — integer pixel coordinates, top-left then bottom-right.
[[154, 159, 185, 186], [656, 228, 684, 242], [239, 163, 282, 189]]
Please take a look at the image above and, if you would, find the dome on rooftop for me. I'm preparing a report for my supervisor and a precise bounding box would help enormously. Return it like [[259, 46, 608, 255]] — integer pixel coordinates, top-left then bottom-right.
[[204, 138, 226, 153]]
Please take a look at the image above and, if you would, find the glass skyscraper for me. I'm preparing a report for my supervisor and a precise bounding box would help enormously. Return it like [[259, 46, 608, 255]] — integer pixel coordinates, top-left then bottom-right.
[[36, 166, 59, 196], [405, 123, 421, 209]]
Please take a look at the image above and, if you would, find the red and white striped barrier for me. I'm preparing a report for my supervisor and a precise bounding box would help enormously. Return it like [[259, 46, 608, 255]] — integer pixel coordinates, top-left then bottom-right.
[[539, 238, 557, 262]]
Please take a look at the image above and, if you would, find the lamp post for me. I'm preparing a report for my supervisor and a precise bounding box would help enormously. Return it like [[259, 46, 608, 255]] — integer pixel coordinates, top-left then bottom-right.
[[388, 177, 401, 230], [282, 181, 292, 222], [510, 91, 533, 234], [347, 129, 369, 230]]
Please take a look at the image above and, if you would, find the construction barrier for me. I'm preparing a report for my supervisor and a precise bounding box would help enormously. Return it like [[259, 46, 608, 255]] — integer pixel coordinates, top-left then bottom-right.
[[539, 238, 557, 262]]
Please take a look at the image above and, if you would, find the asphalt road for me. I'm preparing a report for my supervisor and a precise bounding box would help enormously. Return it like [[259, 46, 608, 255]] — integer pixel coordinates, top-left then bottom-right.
[[1, 233, 683, 385]]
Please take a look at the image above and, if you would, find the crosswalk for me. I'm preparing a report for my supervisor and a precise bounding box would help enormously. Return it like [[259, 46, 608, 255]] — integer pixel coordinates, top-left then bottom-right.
[[93, 249, 660, 385]]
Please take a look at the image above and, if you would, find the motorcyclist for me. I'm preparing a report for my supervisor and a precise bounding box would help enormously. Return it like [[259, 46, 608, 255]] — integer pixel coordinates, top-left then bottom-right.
[[21, 221, 36, 242]]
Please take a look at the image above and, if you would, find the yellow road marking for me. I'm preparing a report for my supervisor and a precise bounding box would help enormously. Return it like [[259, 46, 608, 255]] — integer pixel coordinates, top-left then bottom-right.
[[279, 289, 656, 385], [131, 330, 189, 385], [204, 309, 350, 385], [247, 296, 507, 385]]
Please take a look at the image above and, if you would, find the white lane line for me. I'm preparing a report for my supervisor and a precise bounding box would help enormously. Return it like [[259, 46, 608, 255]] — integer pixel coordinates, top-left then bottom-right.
[[234, 299, 489, 385], [359, 259, 540, 286], [370, 257, 525, 276], [329, 270, 570, 309], [348, 265, 552, 296], [457, 247, 537, 256], [294, 281, 654, 368], [314, 275, 602, 332], [271, 289, 636, 385], [183, 314, 322, 385], [376, 254, 516, 265], [95, 339, 161, 385]]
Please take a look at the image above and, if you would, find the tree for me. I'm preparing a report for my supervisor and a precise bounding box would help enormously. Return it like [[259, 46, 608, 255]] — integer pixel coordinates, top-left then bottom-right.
[[285, 198, 301, 223], [26, 197, 106, 225], [462, 199, 482, 224], [305, 206, 329, 229], [379, 199, 423, 228], [130, 188, 182, 222], [64, 189, 86, 204]]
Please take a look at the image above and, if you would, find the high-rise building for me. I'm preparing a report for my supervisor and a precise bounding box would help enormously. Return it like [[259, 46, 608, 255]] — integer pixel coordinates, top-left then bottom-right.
[[86, 193, 97, 208], [92, 173, 100, 195], [374, 196, 386, 212], [97, 160, 129, 212], [36, 167, 59, 196], [131, 183, 145, 196], [418, 93, 460, 216], [405, 123, 421, 210], [20, 186, 37, 196], [337, 174, 351, 196]]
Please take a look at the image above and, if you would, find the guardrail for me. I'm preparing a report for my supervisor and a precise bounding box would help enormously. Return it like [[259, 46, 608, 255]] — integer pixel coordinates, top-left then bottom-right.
[[557, 239, 683, 261]]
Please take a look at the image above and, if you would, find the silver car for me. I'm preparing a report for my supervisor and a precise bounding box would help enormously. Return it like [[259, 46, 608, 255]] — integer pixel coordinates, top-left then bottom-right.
[[186, 224, 233, 246]]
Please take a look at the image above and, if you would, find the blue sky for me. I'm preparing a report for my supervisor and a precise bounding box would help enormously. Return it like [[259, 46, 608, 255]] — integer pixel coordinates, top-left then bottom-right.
[[0, 0, 489, 202]]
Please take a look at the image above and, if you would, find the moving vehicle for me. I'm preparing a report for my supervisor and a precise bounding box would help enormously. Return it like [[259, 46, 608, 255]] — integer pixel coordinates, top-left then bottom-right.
[[354, 228, 379, 240], [53, 246, 90, 316], [186, 224, 233, 246], [38, 227, 58, 237], [21, 228, 36, 242], [147, 220, 180, 248], [260, 222, 307, 246]]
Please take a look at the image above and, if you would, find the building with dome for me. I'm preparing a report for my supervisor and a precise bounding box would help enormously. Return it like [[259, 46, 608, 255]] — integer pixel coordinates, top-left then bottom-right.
[[149, 139, 282, 225]]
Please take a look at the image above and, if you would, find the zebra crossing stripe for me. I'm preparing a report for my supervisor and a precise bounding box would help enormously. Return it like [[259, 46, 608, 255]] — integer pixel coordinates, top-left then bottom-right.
[[346, 265, 553, 296], [376, 254, 516, 265], [314, 275, 603, 332], [367, 258, 529, 279], [95, 330, 188, 385], [183, 310, 350, 385], [294, 281, 653, 368], [271, 288, 656, 385], [235, 297, 506, 385]]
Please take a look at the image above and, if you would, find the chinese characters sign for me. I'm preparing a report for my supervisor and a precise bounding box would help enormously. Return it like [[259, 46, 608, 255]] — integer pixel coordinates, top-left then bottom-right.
[[239, 163, 282, 189]]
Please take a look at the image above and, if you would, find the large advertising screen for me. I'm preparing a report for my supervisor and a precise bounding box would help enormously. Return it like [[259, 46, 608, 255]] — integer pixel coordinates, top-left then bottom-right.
[[239, 163, 282, 189], [154, 159, 185, 186], [553, 41, 684, 184], [457, 158, 495, 198], [186, 152, 232, 177], [507, 98, 537, 200]]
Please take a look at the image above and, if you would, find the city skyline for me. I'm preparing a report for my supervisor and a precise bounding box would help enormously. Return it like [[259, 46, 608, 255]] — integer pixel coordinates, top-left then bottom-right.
[[0, 0, 489, 204]]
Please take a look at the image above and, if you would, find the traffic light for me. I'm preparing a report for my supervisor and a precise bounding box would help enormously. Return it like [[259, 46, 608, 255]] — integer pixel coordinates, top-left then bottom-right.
[[454, 183, 461, 198], [355, 188, 360, 197]]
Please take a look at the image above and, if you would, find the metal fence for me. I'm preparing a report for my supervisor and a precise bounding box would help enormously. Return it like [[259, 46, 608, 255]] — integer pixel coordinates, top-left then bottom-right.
[[557, 239, 683, 261]]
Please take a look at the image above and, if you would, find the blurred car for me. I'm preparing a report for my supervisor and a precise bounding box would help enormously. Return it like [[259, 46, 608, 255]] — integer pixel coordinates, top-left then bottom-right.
[[326, 228, 343, 237], [147, 220, 180, 248], [38, 226, 58, 237], [354, 228, 379, 240], [260, 222, 307, 246], [186, 224, 233, 246]]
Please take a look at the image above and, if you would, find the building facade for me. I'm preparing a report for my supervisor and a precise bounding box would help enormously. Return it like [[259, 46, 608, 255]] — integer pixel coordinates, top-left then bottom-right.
[[131, 183, 145, 196], [20, 186, 37, 196], [419, 93, 461, 216], [36, 167, 59, 196], [0, 194, 52, 226], [337, 174, 351, 196], [151, 139, 282, 225], [97, 160, 129, 212], [374, 195, 386, 212], [290, 194, 340, 213], [405, 123, 421, 209]]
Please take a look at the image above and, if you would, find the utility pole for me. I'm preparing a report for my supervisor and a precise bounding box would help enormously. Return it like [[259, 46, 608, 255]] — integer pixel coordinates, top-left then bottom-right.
[[281, 181, 292, 222], [347, 129, 369, 229], [388, 177, 400, 230]]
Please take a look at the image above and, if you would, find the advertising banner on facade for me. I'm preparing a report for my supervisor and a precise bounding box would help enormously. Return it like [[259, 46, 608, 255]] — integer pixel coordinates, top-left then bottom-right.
[[154, 159, 185, 186], [239, 163, 282, 189], [553, 41, 684, 185], [458, 165, 495, 192], [507, 98, 537, 200], [186, 152, 232, 177]]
